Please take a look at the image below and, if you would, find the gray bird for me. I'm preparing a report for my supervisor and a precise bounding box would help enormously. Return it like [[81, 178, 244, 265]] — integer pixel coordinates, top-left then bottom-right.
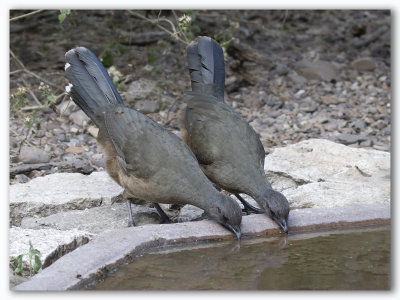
[[181, 37, 290, 233], [64, 46, 242, 238]]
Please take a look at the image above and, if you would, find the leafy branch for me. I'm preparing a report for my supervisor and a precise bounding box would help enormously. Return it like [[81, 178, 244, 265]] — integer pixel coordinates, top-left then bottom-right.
[[128, 10, 190, 46]]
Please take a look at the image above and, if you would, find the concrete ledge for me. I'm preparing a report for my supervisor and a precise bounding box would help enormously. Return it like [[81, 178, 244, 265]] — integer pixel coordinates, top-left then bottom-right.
[[13, 202, 390, 291]]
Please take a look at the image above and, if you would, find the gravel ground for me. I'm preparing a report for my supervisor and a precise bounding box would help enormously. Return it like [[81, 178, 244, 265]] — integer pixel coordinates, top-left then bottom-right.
[[9, 10, 391, 184]]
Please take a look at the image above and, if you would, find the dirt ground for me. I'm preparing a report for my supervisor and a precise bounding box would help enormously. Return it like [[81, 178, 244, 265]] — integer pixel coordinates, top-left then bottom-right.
[[9, 10, 391, 182]]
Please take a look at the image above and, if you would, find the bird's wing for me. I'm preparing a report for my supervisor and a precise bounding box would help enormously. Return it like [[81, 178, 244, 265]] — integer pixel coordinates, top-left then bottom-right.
[[103, 105, 172, 179], [185, 95, 265, 167]]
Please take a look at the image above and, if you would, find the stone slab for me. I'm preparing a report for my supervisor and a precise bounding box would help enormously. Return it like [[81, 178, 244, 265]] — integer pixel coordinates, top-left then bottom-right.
[[13, 202, 390, 291]]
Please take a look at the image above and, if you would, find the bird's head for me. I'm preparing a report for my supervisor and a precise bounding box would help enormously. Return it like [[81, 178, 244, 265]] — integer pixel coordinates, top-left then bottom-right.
[[259, 189, 290, 233], [207, 194, 242, 239]]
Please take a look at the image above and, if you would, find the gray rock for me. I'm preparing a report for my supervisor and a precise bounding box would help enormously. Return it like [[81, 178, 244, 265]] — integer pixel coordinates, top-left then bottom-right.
[[57, 100, 77, 116], [264, 139, 390, 209], [9, 172, 123, 225], [295, 60, 340, 82], [14, 174, 30, 184], [21, 203, 160, 234], [9, 139, 390, 285], [288, 71, 307, 85], [91, 153, 105, 168], [173, 205, 205, 222], [53, 147, 65, 156], [351, 57, 375, 72], [243, 94, 263, 109], [134, 100, 159, 114], [9, 227, 91, 271], [125, 78, 156, 101], [336, 133, 367, 145], [35, 130, 45, 138], [18, 146, 50, 164], [69, 110, 90, 127], [9, 267, 28, 289], [353, 120, 367, 129], [359, 139, 373, 147], [322, 95, 341, 105]]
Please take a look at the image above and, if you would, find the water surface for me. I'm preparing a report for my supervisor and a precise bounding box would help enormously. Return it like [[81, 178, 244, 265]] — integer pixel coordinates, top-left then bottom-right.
[[90, 226, 390, 290]]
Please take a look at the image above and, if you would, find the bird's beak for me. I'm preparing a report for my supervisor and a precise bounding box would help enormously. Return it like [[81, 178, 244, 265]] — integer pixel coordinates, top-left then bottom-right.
[[281, 219, 288, 234], [224, 224, 242, 239], [273, 217, 288, 234]]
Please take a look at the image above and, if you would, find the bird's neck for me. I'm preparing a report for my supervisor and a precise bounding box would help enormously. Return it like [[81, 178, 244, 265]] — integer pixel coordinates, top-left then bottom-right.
[[249, 180, 273, 203]]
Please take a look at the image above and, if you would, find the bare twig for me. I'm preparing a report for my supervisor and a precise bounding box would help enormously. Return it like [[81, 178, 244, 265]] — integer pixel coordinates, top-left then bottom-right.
[[20, 76, 42, 106], [128, 10, 188, 46], [10, 49, 63, 92], [20, 105, 45, 111], [10, 10, 43, 22], [10, 69, 23, 75], [355, 165, 372, 177], [10, 128, 36, 150], [281, 10, 289, 28]]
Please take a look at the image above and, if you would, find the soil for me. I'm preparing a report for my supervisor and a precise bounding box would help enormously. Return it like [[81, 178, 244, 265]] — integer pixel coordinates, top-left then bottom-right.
[[9, 10, 391, 183]]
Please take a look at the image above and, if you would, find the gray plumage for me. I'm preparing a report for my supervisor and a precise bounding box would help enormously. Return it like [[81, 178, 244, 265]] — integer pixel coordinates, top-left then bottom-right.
[[65, 47, 242, 238], [182, 37, 290, 233]]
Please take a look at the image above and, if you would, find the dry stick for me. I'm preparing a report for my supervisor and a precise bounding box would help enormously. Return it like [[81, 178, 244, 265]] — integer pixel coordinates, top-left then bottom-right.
[[128, 10, 188, 46], [10, 9, 43, 22], [281, 10, 289, 28], [10, 128, 36, 149], [20, 76, 42, 106], [10, 49, 63, 92], [20, 105, 44, 111]]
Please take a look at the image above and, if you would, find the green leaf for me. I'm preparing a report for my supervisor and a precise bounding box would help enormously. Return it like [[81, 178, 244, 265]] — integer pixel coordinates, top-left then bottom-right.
[[58, 10, 70, 24], [11, 254, 24, 276], [47, 94, 57, 104], [14, 266, 22, 276], [58, 13, 66, 24], [147, 52, 156, 64], [33, 255, 42, 274]]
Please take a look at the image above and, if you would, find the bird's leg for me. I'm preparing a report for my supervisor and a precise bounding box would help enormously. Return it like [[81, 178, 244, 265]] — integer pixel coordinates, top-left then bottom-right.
[[235, 194, 264, 215], [154, 203, 171, 224], [125, 201, 135, 227], [121, 190, 137, 227]]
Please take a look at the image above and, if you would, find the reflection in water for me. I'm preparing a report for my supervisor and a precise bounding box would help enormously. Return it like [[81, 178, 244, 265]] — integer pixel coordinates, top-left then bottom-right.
[[90, 226, 390, 290]]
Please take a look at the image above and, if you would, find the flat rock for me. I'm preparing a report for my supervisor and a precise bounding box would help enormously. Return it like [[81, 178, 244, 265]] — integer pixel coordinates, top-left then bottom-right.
[[9, 138, 390, 281], [18, 146, 49, 164], [295, 60, 340, 82], [335, 133, 367, 145], [264, 139, 390, 209], [134, 100, 159, 114], [69, 110, 90, 127], [351, 57, 376, 72], [21, 203, 162, 234], [10, 172, 123, 225], [125, 78, 156, 101], [13, 202, 390, 291], [9, 227, 91, 272]]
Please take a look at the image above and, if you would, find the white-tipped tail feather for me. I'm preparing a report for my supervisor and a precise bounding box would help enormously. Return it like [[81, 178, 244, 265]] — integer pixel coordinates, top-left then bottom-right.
[[65, 83, 73, 93]]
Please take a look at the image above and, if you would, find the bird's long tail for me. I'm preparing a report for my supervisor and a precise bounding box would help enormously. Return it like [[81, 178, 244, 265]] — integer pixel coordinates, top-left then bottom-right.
[[64, 47, 124, 127], [186, 36, 225, 101]]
